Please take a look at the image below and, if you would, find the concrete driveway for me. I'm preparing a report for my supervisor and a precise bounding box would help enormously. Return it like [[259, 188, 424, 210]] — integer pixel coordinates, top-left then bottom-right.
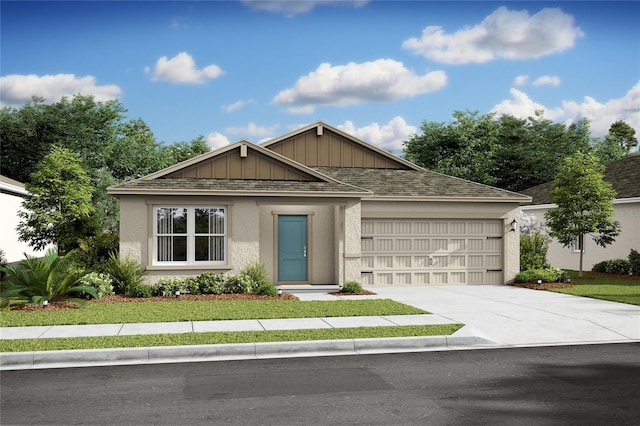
[[300, 285, 640, 347]]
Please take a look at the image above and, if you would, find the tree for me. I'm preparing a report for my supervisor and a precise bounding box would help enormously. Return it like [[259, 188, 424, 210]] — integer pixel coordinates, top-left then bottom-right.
[[544, 152, 621, 277], [17, 147, 96, 254], [607, 120, 638, 154], [403, 111, 498, 186]]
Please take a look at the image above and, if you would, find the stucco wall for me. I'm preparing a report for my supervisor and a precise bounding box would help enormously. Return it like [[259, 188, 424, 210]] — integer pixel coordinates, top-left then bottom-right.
[[522, 199, 640, 271]]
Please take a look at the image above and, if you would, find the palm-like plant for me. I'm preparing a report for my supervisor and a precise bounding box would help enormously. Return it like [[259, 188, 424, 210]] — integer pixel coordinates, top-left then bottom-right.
[[0, 249, 97, 308]]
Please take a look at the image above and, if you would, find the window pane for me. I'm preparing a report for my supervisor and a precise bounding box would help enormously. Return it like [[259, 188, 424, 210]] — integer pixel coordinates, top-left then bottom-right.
[[173, 208, 188, 234], [195, 208, 210, 233], [157, 236, 171, 261], [172, 236, 187, 261], [156, 208, 172, 234], [213, 209, 225, 234], [211, 236, 224, 261], [195, 236, 209, 261]]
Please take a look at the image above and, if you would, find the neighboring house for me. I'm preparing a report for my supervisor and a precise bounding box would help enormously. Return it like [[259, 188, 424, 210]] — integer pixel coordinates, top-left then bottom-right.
[[0, 175, 51, 263], [108, 122, 530, 286], [521, 155, 640, 271]]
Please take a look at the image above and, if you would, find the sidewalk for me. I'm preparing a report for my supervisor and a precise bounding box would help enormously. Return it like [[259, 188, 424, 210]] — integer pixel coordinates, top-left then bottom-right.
[[1, 285, 639, 370]]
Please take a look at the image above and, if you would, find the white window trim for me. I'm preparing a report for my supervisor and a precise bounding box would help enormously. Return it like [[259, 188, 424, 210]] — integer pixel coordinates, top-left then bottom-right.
[[152, 205, 227, 266]]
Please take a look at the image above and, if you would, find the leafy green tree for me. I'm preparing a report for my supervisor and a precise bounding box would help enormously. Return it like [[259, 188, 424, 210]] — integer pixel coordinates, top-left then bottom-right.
[[544, 152, 621, 277], [0, 249, 96, 308], [17, 147, 96, 254], [160, 135, 210, 166], [607, 120, 638, 154], [404, 111, 498, 186]]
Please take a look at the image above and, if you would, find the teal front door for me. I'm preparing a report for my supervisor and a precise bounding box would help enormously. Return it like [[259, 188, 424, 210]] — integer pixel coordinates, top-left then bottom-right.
[[278, 215, 308, 282]]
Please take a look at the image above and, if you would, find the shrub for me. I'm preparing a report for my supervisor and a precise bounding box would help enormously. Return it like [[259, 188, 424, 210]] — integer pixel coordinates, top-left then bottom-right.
[[128, 283, 152, 298], [341, 281, 364, 293], [183, 276, 201, 295], [520, 232, 549, 271], [255, 282, 279, 296], [77, 272, 114, 299], [197, 272, 225, 295], [224, 273, 254, 294], [592, 259, 630, 275], [0, 249, 96, 307], [152, 278, 183, 297], [628, 249, 640, 276], [0, 249, 7, 280], [240, 262, 272, 289], [105, 253, 146, 294], [515, 267, 568, 284], [69, 232, 119, 274]]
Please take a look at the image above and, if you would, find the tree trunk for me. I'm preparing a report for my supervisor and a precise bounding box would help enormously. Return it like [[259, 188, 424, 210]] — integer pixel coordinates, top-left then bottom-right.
[[578, 234, 584, 278]]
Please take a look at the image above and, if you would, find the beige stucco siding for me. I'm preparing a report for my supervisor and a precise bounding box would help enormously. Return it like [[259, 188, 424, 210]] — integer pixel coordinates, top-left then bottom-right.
[[522, 199, 640, 271]]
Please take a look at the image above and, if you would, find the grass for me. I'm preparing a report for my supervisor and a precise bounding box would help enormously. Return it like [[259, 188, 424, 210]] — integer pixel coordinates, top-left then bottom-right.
[[0, 299, 428, 327], [0, 324, 463, 352], [548, 271, 640, 305]]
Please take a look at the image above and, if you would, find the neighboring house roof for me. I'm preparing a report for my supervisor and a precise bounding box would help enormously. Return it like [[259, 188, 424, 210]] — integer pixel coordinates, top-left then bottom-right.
[[108, 122, 531, 203], [0, 175, 28, 196], [521, 155, 640, 205]]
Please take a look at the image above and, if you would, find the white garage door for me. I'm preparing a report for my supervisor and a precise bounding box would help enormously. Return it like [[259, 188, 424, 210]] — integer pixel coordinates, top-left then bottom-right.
[[361, 219, 504, 285]]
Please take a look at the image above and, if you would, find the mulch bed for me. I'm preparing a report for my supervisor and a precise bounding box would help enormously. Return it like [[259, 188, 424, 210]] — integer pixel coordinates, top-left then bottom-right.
[[508, 282, 575, 290], [8, 292, 299, 312], [328, 290, 377, 296]]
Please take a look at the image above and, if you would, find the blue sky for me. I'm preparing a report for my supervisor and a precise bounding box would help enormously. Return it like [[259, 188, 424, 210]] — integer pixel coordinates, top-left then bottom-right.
[[2, 1, 639, 154]]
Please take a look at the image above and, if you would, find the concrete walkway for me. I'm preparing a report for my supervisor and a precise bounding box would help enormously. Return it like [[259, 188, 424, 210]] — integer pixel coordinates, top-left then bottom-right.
[[1, 285, 639, 370]]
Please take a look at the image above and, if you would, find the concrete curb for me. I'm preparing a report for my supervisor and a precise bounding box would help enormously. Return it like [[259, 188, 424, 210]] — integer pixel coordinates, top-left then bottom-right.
[[0, 335, 498, 370]]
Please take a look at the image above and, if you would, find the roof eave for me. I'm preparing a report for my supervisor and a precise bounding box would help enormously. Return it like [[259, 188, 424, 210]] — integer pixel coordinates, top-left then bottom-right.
[[365, 195, 532, 204], [107, 188, 371, 198]]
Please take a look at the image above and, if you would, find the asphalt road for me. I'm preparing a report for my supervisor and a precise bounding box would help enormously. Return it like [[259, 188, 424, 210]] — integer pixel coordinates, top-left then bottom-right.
[[2, 343, 639, 425]]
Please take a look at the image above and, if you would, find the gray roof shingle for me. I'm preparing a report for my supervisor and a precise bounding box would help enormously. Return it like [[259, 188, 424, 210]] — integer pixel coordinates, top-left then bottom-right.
[[521, 155, 640, 204]]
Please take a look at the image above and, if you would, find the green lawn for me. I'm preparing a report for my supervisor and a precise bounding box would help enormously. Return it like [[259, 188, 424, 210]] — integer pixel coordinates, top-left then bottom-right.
[[0, 324, 463, 353], [0, 299, 428, 327], [548, 271, 640, 305]]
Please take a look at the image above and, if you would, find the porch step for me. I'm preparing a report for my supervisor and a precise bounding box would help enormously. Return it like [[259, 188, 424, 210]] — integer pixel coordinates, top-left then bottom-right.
[[277, 284, 340, 293]]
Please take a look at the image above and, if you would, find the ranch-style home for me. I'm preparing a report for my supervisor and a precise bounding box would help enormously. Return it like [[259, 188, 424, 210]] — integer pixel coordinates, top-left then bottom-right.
[[521, 155, 640, 272], [108, 122, 530, 287]]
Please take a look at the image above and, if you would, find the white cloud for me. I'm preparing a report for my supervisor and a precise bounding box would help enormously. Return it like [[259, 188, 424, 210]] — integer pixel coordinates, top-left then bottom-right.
[[225, 122, 279, 138], [206, 132, 231, 150], [240, 0, 368, 17], [491, 82, 640, 137], [403, 6, 583, 64], [273, 59, 447, 113], [222, 99, 255, 112], [533, 75, 561, 87], [337, 116, 417, 153], [0, 73, 122, 106], [151, 52, 223, 84], [514, 75, 529, 86]]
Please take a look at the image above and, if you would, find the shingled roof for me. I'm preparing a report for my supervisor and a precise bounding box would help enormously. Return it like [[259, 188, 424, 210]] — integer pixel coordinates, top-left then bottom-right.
[[314, 167, 531, 201], [521, 155, 640, 204]]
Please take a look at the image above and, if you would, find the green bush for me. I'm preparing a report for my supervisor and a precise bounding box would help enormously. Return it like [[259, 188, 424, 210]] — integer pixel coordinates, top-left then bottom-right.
[[0, 250, 96, 307], [592, 259, 631, 275], [224, 273, 254, 294], [69, 232, 119, 274], [520, 232, 549, 271], [341, 281, 364, 293], [183, 276, 201, 295], [255, 282, 279, 296], [77, 272, 114, 299], [128, 283, 152, 298], [240, 262, 272, 288], [197, 272, 225, 295], [105, 253, 146, 294], [628, 249, 640, 276], [515, 267, 569, 284], [152, 278, 183, 297]]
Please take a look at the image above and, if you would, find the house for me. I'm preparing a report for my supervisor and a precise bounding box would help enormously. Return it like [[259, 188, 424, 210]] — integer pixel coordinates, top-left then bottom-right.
[[0, 175, 52, 263], [521, 155, 640, 271], [107, 122, 530, 286]]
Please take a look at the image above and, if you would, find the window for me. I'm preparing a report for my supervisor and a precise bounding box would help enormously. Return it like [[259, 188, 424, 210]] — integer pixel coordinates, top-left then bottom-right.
[[571, 234, 584, 253], [154, 206, 226, 265]]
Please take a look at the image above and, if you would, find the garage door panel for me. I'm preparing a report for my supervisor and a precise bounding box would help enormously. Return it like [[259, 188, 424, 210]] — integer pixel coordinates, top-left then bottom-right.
[[361, 219, 503, 285]]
